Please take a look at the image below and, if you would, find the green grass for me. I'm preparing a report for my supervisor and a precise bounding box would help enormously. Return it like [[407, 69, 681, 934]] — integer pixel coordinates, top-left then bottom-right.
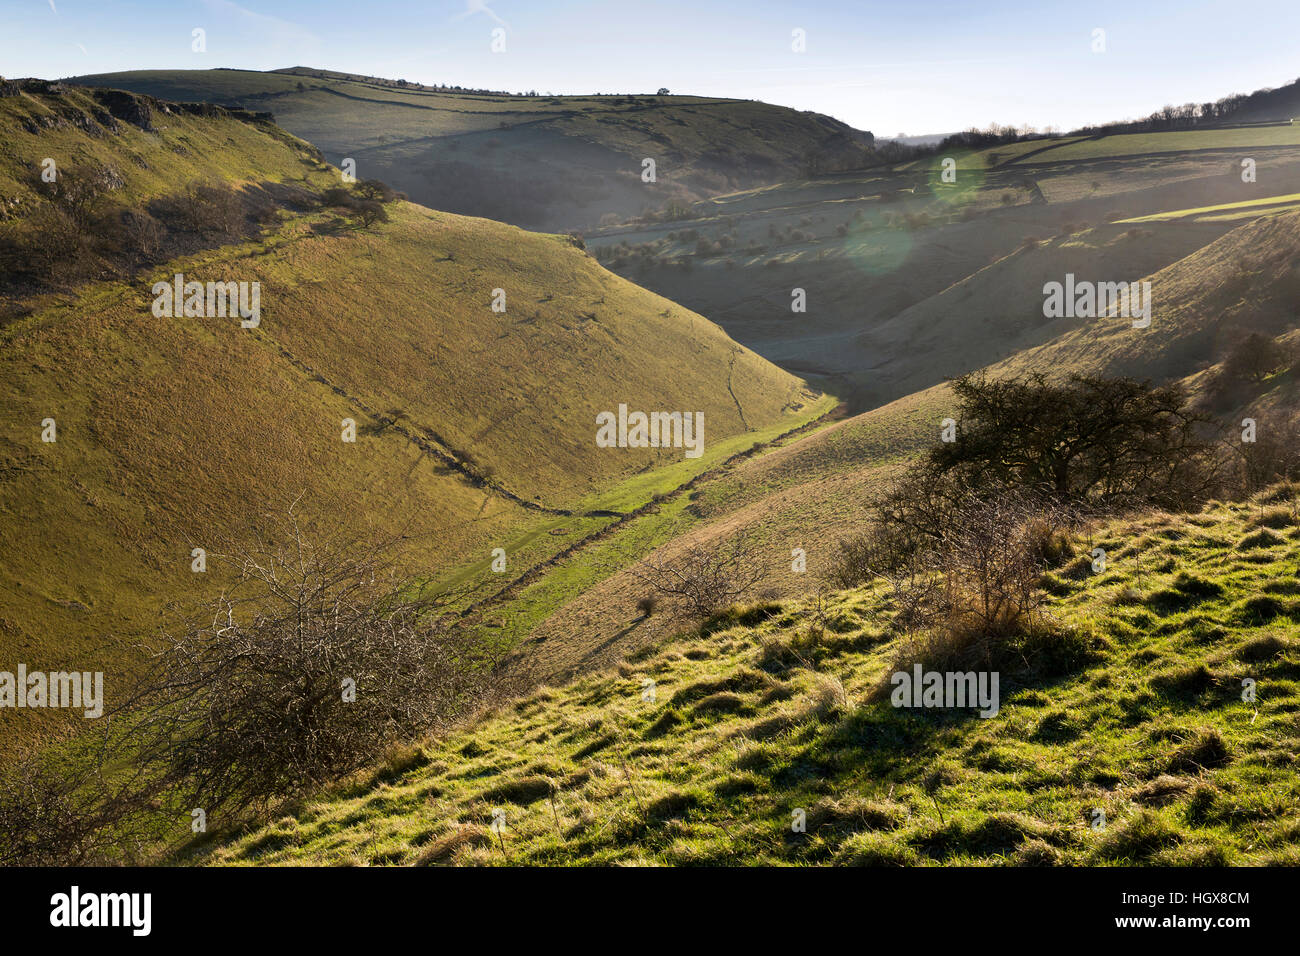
[[416, 394, 838, 655], [195, 490, 1300, 866]]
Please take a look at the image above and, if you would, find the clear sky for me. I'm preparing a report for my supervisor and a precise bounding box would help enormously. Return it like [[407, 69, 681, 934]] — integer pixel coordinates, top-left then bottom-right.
[[3, 0, 1298, 136]]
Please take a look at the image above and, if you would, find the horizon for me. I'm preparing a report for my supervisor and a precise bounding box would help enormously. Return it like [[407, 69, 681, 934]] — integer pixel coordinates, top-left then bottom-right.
[[2, 0, 1297, 137]]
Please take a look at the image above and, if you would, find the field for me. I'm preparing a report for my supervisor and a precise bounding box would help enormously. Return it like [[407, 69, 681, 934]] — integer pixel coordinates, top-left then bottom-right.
[[1116, 193, 1300, 223]]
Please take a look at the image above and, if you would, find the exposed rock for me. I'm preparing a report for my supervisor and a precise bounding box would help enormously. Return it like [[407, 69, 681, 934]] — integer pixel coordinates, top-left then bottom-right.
[[92, 108, 121, 133], [176, 101, 226, 118], [18, 78, 65, 95], [92, 88, 156, 132], [52, 103, 108, 138]]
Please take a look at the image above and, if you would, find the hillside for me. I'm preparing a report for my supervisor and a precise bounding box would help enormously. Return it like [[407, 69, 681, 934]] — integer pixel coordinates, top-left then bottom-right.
[[0, 81, 327, 215], [0, 82, 819, 750], [993, 208, 1300, 387], [8, 69, 1297, 874], [62, 68, 873, 232], [197, 488, 1300, 866], [493, 206, 1300, 687]]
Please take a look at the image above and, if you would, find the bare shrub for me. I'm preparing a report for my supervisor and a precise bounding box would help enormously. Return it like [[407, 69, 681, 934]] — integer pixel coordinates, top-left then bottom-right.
[[112, 207, 166, 263], [0, 739, 168, 866], [35, 163, 120, 233], [319, 185, 356, 209], [0, 204, 94, 285], [628, 534, 763, 619], [861, 491, 1097, 694], [1236, 418, 1300, 492], [124, 512, 491, 813], [1222, 332, 1289, 384], [1, 507, 496, 864], [165, 180, 246, 236], [932, 492, 1062, 648], [831, 531, 883, 589], [832, 510, 936, 589], [859, 467, 970, 561]]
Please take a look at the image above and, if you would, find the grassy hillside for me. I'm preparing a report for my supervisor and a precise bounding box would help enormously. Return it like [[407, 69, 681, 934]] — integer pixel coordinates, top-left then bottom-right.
[[198, 488, 1300, 866], [505, 387, 943, 685], [0, 82, 330, 216], [994, 208, 1300, 385], [63, 68, 872, 231], [0, 83, 819, 751]]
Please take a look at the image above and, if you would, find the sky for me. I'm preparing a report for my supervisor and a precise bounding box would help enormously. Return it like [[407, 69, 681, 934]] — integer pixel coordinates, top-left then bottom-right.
[[2, 0, 1298, 136]]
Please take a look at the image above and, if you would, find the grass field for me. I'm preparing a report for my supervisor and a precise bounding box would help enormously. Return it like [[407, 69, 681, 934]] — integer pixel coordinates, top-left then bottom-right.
[[997, 124, 1300, 165], [197, 488, 1300, 866], [1116, 193, 1300, 223]]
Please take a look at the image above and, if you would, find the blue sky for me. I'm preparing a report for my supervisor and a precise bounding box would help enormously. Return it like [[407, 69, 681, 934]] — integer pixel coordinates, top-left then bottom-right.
[[3, 0, 1298, 135]]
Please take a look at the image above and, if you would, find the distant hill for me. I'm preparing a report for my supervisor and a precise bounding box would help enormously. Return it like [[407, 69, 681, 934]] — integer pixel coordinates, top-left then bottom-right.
[[587, 117, 1300, 411], [62, 68, 875, 232]]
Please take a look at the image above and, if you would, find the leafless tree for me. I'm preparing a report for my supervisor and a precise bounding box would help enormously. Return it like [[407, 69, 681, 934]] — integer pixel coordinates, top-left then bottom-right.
[[353, 199, 390, 229], [627, 533, 764, 618], [122, 507, 490, 813]]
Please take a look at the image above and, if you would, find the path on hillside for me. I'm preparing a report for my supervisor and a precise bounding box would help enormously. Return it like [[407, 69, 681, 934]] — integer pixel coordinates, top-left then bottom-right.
[[249, 327, 624, 519], [454, 404, 838, 623]]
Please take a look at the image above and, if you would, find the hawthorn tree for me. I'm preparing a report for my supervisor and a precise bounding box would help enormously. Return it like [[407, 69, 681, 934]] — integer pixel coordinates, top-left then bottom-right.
[[353, 199, 389, 229], [929, 372, 1217, 503]]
